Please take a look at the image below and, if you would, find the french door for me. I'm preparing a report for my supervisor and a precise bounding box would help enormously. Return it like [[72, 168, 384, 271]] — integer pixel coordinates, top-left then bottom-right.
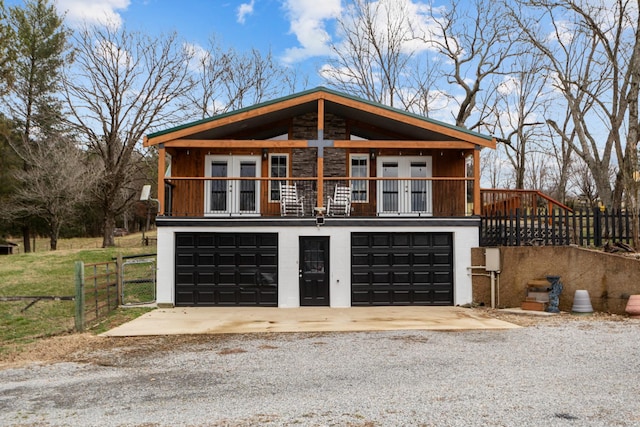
[[377, 156, 432, 215], [205, 155, 261, 216]]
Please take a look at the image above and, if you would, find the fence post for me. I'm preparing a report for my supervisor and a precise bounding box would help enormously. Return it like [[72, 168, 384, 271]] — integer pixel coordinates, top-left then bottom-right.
[[594, 207, 602, 247], [116, 253, 123, 306], [74, 261, 85, 332]]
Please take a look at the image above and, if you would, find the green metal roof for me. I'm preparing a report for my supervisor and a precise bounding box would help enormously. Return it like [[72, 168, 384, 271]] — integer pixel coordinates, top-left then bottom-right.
[[146, 86, 493, 142]]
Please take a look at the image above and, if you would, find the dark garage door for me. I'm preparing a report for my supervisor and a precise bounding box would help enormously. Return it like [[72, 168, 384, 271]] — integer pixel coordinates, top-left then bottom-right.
[[175, 232, 278, 306], [351, 232, 453, 305]]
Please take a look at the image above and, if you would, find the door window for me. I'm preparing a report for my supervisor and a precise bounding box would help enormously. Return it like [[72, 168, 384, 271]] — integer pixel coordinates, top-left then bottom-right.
[[350, 154, 369, 202], [377, 156, 432, 215], [302, 239, 326, 272], [269, 154, 288, 202], [210, 161, 228, 212], [205, 155, 260, 215], [381, 162, 399, 212]]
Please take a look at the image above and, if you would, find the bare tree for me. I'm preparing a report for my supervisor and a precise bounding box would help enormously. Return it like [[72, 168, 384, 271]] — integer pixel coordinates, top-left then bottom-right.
[[324, 0, 419, 108], [223, 48, 300, 111], [4, 0, 70, 252], [568, 160, 600, 209], [186, 37, 301, 119], [63, 25, 193, 247], [420, 0, 522, 131], [523, 151, 553, 192], [7, 135, 92, 250], [492, 51, 549, 189], [544, 106, 575, 204], [513, 0, 639, 210], [185, 37, 229, 119], [513, 0, 640, 246], [481, 148, 509, 189], [400, 54, 443, 117]]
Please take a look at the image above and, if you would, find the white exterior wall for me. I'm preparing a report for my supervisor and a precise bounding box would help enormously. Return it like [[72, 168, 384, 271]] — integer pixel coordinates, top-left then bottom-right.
[[155, 224, 479, 308], [156, 226, 175, 305]]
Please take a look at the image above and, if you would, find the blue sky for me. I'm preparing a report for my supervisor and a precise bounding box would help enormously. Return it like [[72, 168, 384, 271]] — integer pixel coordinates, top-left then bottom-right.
[[5, 0, 480, 118], [118, 1, 300, 57], [5, 0, 346, 86]]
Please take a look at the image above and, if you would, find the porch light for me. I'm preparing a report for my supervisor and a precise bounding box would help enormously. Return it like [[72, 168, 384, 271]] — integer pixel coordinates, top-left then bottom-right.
[[262, 148, 268, 159], [369, 149, 375, 160]]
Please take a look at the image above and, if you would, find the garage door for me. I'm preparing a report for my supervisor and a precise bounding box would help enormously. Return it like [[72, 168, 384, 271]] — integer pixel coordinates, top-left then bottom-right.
[[175, 232, 278, 306], [351, 232, 453, 305]]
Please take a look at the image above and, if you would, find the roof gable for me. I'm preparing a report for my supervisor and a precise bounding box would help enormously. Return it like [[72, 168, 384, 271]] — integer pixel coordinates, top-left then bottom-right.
[[144, 87, 495, 148]]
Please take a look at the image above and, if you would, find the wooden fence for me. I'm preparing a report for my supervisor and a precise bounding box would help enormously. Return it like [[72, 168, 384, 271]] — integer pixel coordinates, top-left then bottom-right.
[[480, 208, 638, 248]]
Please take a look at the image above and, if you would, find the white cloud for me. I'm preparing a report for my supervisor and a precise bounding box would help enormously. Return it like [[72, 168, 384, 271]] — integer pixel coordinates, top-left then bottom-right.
[[280, 0, 448, 65], [55, 0, 130, 28], [497, 75, 521, 96], [237, 0, 255, 24], [95, 38, 131, 68], [548, 19, 575, 45], [183, 42, 211, 73], [281, 0, 341, 64], [318, 63, 361, 85]]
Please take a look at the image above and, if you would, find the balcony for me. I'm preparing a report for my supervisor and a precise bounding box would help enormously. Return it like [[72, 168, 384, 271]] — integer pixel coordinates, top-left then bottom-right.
[[162, 177, 477, 218]]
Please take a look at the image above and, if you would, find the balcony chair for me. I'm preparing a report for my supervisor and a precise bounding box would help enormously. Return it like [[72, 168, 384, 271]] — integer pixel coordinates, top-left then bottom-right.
[[327, 185, 352, 217], [279, 183, 305, 216]]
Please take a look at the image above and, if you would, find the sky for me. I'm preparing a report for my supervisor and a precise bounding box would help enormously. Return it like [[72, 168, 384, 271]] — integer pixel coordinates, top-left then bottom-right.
[[3, 0, 625, 191], [35, 0, 346, 87]]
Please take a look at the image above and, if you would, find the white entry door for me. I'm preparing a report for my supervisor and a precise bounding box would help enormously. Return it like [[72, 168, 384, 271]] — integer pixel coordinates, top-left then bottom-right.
[[377, 156, 432, 215], [205, 155, 261, 216]]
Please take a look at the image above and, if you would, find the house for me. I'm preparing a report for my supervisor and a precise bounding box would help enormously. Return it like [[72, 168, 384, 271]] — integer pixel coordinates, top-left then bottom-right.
[[143, 87, 496, 308]]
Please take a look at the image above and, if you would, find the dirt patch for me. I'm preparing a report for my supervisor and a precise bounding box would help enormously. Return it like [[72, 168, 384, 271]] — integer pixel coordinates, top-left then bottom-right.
[[0, 333, 248, 369], [477, 307, 631, 327], [0, 308, 633, 369]]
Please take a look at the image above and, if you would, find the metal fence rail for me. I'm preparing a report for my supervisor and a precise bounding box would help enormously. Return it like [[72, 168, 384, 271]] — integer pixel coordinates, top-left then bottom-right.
[[74, 253, 157, 331], [121, 257, 156, 305], [75, 260, 119, 331], [480, 208, 638, 247]]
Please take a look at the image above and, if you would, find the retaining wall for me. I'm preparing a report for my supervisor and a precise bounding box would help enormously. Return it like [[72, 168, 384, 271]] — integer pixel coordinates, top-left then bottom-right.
[[471, 246, 640, 314]]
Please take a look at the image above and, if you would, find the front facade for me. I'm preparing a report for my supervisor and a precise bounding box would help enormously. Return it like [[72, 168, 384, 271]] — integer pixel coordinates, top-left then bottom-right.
[[144, 87, 495, 308]]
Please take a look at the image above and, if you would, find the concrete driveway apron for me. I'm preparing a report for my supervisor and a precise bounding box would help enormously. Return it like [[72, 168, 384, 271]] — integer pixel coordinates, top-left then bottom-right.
[[102, 306, 519, 336]]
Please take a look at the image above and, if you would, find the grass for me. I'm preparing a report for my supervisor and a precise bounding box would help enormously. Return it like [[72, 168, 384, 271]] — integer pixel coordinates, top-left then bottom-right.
[[0, 232, 157, 354]]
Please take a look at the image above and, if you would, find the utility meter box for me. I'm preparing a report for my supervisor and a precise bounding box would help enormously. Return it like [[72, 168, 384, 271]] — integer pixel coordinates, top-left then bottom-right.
[[485, 248, 501, 272]]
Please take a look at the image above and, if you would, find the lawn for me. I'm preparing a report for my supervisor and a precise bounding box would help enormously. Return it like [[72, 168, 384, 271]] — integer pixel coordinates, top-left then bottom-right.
[[0, 232, 156, 354]]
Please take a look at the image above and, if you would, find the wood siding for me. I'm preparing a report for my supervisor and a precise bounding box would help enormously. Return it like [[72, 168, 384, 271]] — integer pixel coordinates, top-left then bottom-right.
[[432, 151, 466, 216], [165, 113, 471, 217], [168, 148, 205, 216]]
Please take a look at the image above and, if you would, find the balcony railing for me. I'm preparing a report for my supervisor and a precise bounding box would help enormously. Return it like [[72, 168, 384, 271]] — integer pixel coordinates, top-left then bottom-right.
[[163, 177, 476, 218], [480, 189, 573, 215]]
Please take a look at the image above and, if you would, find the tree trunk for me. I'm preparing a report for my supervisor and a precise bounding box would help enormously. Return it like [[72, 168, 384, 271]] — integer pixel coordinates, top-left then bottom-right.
[[591, 163, 614, 208], [102, 211, 116, 248], [49, 219, 61, 251], [21, 225, 31, 253]]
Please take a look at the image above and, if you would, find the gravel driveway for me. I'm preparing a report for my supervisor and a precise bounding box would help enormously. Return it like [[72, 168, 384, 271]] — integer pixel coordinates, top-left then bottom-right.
[[1, 318, 639, 426]]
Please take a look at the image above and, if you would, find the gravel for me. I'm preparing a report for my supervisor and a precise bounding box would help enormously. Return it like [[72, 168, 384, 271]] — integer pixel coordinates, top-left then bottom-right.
[[1, 319, 639, 426]]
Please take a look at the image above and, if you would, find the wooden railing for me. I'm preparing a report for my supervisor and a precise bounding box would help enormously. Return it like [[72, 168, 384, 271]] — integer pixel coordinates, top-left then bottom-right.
[[163, 176, 477, 218], [480, 188, 573, 216]]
